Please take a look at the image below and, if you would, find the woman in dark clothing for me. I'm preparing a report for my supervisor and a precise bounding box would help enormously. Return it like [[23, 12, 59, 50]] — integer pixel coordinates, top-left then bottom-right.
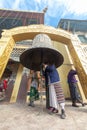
[[67, 69, 84, 107], [43, 63, 66, 119]]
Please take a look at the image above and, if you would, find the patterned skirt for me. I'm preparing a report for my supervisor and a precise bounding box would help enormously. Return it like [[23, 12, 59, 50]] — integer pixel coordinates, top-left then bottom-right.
[[50, 82, 65, 104]]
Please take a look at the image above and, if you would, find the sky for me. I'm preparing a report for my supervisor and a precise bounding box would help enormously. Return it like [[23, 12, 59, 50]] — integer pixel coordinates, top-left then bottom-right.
[[0, 0, 87, 27]]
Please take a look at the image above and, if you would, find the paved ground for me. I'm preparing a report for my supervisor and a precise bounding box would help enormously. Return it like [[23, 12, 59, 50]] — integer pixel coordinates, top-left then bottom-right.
[[0, 100, 87, 130]]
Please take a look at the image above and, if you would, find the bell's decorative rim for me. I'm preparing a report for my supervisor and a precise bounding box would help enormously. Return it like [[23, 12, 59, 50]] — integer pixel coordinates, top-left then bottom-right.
[[20, 33, 64, 71], [20, 47, 64, 71]]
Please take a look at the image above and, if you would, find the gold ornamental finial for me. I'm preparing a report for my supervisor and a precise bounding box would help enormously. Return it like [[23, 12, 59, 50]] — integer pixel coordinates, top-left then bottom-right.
[[42, 6, 48, 13]]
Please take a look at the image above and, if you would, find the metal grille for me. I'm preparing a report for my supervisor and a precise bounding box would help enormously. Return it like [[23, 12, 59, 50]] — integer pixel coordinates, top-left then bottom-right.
[[83, 46, 87, 56], [10, 40, 33, 61], [10, 48, 27, 62]]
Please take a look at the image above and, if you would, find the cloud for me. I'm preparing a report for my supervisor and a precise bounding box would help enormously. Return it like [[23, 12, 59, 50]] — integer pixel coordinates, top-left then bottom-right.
[[11, 0, 22, 9], [40, 0, 87, 17], [0, 0, 87, 27], [1, 0, 87, 16], [63, 0, 87, 15]]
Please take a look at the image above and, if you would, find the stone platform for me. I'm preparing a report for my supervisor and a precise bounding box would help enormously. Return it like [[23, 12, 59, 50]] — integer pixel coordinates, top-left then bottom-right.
[[0, 100, 87, 130]]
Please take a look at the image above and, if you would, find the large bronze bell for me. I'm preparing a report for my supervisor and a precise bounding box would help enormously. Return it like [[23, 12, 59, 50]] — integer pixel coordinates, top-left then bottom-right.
[[20, 34, 64, 71]]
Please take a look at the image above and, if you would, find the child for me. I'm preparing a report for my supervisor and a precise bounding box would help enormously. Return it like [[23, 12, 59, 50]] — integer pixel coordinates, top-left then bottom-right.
[[0, 78, 9, 100], [27, 70, 39, 107]]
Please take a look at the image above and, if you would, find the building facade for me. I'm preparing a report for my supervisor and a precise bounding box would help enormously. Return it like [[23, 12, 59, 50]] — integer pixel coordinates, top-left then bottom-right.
[[0, 9, 44, 29], [58, 19, 87, 74], [57, 19, 87, 100]]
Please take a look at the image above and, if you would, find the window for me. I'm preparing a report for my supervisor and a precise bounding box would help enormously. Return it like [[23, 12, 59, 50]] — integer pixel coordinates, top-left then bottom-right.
[[0, 17, 23, 29], [26, 18, 39, 25], [78, 35, 87, 44]]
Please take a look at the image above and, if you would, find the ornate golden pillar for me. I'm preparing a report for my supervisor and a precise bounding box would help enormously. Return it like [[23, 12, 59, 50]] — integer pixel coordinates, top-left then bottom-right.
[[0, 31, 15, 78], [10, 64, 23, 103]]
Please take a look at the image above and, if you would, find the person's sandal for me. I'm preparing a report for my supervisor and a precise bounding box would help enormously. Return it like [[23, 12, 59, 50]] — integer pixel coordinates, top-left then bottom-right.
[[52, 108, 58, 113], [72, 104, 79, 107], [82, 103, 85, 107]]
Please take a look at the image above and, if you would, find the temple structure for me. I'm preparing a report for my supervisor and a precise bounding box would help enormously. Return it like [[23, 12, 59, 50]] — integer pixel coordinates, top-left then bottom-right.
[[0, 9, 87, 103]]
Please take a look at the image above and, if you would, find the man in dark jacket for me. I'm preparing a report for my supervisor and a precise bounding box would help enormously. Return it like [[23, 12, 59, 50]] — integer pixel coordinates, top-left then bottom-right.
[[67, 69, 84, 107]]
